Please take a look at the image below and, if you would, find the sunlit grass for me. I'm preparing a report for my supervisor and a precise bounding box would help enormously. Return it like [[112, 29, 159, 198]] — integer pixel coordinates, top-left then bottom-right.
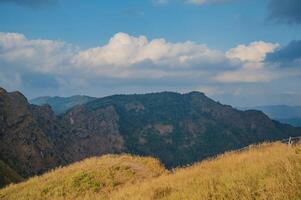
[[1, 143, 301, 200], [0, 155, 166, 200], [112, 142, 301, 200]]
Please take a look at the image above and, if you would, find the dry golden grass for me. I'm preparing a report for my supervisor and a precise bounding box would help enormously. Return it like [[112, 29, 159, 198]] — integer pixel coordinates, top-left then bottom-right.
[[0, 155, 166, 200], [112, 143, 301, 200], [1, 143, 301, 200]]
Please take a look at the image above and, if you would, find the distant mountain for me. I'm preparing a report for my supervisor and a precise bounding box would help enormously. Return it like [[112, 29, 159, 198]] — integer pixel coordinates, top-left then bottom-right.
[[241, 105, 301, 127], [30, 95, 97, 114], [1, 87, 301, 188]]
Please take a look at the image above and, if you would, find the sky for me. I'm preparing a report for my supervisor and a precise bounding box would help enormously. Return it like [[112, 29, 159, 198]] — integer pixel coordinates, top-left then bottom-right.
[[0, 0, 301, 107]]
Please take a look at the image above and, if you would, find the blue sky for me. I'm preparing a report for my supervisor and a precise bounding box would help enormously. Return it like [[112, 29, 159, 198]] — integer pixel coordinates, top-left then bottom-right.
[[1, 0, 300, 49], [0, 0, 301, 106]]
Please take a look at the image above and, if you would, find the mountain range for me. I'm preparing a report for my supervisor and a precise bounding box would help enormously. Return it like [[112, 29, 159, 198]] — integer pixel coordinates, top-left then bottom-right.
[[1, 87, 301, 188], [31, 96, 301, 128]]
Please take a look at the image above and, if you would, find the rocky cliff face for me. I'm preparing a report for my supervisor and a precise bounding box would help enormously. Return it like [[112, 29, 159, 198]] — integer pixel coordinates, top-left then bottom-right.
[[1, 87, 301, 185], [62, 105, 125, 161], [0, 88, 125, 181], [0, 88, 66, 178]]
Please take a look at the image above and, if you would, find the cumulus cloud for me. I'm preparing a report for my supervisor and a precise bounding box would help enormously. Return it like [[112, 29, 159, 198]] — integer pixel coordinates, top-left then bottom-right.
[[1, 32, 228, 80], [0, 32, 75, 74], [214, 41, 280, 83], [71, 32, 227, 77], [0, 32, 286, 84], [226, 41, 279, 63], [214, 38, 301, 83], [268, 0, 301, 24]]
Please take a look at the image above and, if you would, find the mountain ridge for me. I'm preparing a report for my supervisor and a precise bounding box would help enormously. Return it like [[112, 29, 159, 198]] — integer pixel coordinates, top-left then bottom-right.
[[31, 93, 301, 127]]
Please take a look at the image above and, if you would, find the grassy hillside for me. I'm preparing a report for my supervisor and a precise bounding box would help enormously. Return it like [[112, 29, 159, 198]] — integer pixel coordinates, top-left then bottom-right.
[[1, 143, 301, 200], [112, 142, 301, 200], [0, 155, 166, 200], [0, 160, 23, 188]]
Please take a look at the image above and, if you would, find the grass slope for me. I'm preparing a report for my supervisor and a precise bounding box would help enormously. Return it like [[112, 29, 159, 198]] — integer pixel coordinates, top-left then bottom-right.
[[0, 155, 166, 200], [112, 142, 301, 200], [1, 143, 301, 200], [0, 160, 23, 188]]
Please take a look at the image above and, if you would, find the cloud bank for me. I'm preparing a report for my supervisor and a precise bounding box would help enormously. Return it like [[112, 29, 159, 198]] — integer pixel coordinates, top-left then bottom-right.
[[0, 32, 299, 103]]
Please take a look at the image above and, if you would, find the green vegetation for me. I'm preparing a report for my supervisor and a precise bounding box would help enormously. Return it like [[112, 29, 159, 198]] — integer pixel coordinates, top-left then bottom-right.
[[1, 142, 301, 200], [0, 160, 23, 188]]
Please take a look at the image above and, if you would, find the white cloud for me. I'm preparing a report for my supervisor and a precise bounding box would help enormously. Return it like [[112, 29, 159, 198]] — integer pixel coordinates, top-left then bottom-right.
[[71, 32, 226, 77], [0, 32, 291, 87], [213, 41, 281, 83], [226, 41, 279, 63], [0, 32, 75, 74], [72, 32, 225, 67], [1, 31, 300, 104]]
